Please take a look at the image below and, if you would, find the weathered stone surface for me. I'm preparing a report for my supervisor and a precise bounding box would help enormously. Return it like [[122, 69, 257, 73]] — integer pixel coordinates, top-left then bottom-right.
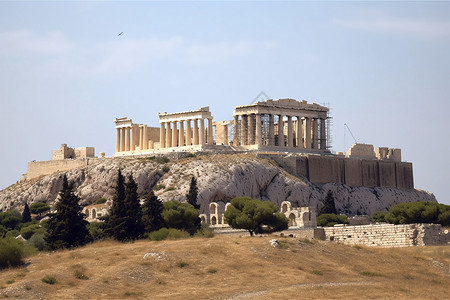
[[0, 154, 436, 216]]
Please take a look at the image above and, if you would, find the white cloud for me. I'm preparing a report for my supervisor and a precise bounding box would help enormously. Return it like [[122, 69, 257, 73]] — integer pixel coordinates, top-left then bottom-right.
[[333, 15, 450, 42], [0, 30, 278, 78]]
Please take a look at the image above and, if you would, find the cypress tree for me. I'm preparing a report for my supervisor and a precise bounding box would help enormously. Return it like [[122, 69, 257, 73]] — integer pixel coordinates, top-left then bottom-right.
[[105, 169, 127, 241], [22, 203, 31, 223], [142, 191, 165, 234], [186, 176, 200, 210], [123, 174, 144, 240], [319, 190, 337, 215], [45, 175, 92, 249]]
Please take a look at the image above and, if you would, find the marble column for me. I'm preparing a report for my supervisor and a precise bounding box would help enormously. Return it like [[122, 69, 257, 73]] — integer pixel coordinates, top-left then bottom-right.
[[297, 117, 303, 149], [304, 118, 311, 149], [130, 125, 136, 151], [242, 115, 248, 145], [255, 114, 262, 147], [172, 121, 178, 147], [179, 120, 185, 147], [278, 115, 284, 147], [160, 123, 166, 149], [186, 120, 192, 146], [143, 125, 148, 150], [166, 122, 172, 148], [312, 118, 319, 149], [268, 114, 274, 146], [248, 114, 254, 145], [120, 128, 125, 152], [207, 118, 213, 145], [287, 115, 293, 148], [116, 128, 120, 153], [233, 115, 239, 146], [193, 119, 199, 145], [320, 118, 327, 150], [199, 118, 205, 146], [125, 127, 130, 151], [139, 126, 144, 150]]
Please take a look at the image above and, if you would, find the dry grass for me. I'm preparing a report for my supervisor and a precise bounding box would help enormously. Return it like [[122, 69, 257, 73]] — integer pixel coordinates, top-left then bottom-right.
[[0, 236, 448, 299]]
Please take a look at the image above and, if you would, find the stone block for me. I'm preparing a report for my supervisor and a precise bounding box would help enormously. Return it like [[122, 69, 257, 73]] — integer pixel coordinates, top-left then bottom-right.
[[344, 158, 362, 187], [395, 162, 414, 189], [361, 160, 380, 187], [378, 161, 396, 188]]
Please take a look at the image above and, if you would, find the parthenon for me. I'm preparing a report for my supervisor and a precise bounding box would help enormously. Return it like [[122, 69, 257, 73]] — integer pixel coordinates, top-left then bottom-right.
[[114, 98, 330, 155]]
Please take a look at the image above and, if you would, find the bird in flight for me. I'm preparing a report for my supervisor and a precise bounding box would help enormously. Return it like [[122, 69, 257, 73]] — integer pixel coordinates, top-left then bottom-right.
[[118, 32, 123, 36]]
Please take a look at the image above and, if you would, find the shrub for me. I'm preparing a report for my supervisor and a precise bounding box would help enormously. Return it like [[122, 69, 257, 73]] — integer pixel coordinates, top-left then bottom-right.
[[370, 211, 388, 223], [42, 275, 57, 284], [148, 228, 190, 241], [0, 238, 25, 269], [29, 202, 50, 217], [162, 166, 170, 173], [20, 224, 45, 240], [27, 232, 46, 251], [95, 198, 107, 204], [0, 210, 22, 230], [88, 222, 107, 241], [317, 213, 349, 227], [177, 261, 188, 268], [194, 223, 214, 238], [5, 229, 20, 239], [153, 184, 165, 191], [164, 187, 176, 192], [162, 201, 200, 235]]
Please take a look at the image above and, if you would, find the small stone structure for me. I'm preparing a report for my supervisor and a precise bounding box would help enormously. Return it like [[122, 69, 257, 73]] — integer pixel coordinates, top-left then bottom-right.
[[83, 200, 112, 222], [26, 144, 98, 180], [322, 223, 450, 247], [201, 200, 315, 230]]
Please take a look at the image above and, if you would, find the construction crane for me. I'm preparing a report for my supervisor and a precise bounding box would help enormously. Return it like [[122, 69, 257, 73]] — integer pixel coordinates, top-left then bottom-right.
[[344, 123, 358, 151]]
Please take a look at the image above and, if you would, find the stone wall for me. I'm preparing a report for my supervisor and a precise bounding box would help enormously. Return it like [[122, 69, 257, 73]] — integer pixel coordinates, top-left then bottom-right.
[[27, 159, 92, 180], [322, 223, 450, 247]]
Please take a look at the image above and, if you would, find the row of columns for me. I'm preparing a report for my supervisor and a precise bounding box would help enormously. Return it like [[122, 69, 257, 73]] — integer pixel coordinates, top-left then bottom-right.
[[116, 125, 150, 153], [160, 118, 213, 148], [233, 114, 327, 149]]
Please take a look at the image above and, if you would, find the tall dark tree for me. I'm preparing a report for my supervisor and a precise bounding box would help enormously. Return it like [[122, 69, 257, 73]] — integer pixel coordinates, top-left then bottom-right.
[[319, 190, 337, 215], [186, 176, 200, 209], [123, 174, 144, 240], [105, 169, 127, 241], [141, 191, 165, 233], [45, 175, 92, 249], [22, 203, 31, 223]]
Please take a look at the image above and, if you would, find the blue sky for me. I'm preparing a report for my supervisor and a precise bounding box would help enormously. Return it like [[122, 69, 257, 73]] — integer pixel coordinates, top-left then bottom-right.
[[1, 1, 449, 205]]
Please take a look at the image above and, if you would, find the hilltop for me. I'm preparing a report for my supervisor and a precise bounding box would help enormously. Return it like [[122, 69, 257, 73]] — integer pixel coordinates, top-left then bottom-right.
[[0, 153, 435, 215], [0, 235, 449, 299]]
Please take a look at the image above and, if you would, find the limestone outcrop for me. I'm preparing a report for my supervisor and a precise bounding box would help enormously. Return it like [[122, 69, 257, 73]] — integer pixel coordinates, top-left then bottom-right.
[[0, 154, 436, 215]]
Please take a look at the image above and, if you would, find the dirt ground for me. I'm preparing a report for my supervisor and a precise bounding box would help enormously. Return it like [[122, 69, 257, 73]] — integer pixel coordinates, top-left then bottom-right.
[[0, 235, 449, 299]]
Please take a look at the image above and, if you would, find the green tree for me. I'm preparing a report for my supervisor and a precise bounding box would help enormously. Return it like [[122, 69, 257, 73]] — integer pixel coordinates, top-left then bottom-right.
[[370, 211, 388, 223], [123, 174, 144, 240], [162, 201, 199, 235], [104, 169, 127, 241], [29, 202, 50, 218], [384, 201, 450, 225], [142, 191, 165, 234], [224, 197, 288, 236], [317, 213, 349, 227], [186, 176, 200, 209], [22, 203, 31, 223], [44, 175, 92, 250], [0, 210, 22, 230], [319, 190, 337, 215]]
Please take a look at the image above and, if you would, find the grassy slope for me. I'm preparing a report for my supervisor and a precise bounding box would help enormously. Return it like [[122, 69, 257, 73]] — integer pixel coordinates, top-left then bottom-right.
[[0, 235, 449, 299]]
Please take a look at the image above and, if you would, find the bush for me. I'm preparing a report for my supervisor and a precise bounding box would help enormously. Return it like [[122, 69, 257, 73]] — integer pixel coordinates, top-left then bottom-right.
[[153, 184, 165, 191], [0, 238, 25, 269], [0, 210, 22, 230], [27, 232, 46, 251], [148, 228, 190, 241], [88, 222, 107, 241], [5, 229, 20, 239], [29, 202, 50, 217], [194, 223, 214, 238], [20, 224, 45, 240], [162, 166, 170, 173], [42, 275, 57, 285], [370, 211, 388, 223], [95, 198, 107, 204], [317, 213, 349, 227], [162, 201, 200, 235]]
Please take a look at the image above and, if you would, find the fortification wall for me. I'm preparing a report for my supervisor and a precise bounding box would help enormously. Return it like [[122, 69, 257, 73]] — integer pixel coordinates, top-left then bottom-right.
[[322, 223, 449, 247], [27, 159, 91, 180], [344, 159, 362, 186], [396, 162, 414, 189], [307, 156, 345, 184]]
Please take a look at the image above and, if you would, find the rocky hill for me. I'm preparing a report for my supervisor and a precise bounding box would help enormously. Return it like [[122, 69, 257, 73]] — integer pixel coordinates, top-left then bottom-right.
[[0, 153, 436, 215]]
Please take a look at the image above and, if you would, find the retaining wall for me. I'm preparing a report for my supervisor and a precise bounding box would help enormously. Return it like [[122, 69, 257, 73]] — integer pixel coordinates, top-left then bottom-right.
[[322, 223, 449, 247]]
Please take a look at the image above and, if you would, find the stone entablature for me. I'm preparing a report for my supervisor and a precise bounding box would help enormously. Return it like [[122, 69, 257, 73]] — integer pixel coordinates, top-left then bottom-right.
[[323, 223, 450, 247]]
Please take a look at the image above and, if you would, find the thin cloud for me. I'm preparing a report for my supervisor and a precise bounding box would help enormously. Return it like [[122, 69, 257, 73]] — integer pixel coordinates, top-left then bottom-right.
[[334, 15, 450, 42]]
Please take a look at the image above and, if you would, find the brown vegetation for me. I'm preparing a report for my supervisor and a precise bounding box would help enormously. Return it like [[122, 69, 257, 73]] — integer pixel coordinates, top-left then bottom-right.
[[0, 235, 448, 299]]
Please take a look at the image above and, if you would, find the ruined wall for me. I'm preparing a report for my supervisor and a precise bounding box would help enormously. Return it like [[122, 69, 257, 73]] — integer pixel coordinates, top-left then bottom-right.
[[27, 159, 91, 180], [322, 223, 449, 247], [307, 155, 345, 184], [74, 147, 95, 158]]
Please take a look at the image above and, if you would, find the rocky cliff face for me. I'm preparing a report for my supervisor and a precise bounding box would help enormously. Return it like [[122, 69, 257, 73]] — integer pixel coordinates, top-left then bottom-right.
[[0, 153, 436, 215]]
